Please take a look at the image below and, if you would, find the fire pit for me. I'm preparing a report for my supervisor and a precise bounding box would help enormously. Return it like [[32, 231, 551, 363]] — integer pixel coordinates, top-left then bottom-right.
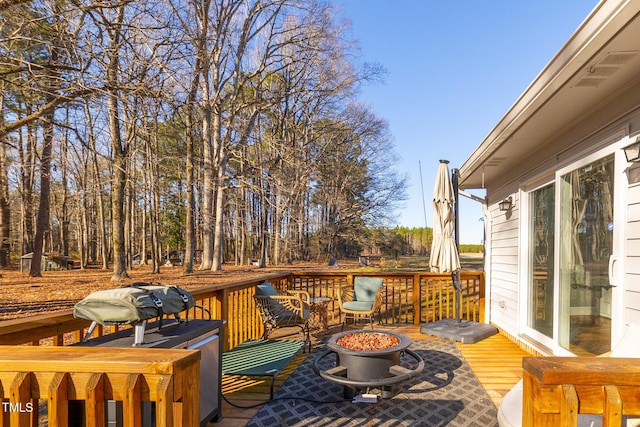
[[312, 330, 424, 398]]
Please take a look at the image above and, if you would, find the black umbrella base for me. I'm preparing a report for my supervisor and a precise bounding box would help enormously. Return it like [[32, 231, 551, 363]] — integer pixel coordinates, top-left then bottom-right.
[[420, 319, 498, 344]]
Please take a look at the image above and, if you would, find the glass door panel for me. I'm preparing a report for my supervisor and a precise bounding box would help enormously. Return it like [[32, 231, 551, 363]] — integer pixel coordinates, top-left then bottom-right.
[[559, 154, 614, 355], [528, 184, 555, 338]]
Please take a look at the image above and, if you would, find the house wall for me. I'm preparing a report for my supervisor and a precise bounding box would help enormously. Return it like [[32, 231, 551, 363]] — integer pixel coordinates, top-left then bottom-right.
[[486, 195, 520, 338]]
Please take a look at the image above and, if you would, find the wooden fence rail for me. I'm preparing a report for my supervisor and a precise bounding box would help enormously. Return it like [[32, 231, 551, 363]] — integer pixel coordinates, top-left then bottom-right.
[[0, 271, 485, 351], [0, 346, 200, 427]]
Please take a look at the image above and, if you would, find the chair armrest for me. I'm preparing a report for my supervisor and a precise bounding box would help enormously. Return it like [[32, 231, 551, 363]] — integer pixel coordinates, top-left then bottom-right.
[[288, 290, 311, 304], [337, 284, 355, 306], [256, 294, 307, 319]]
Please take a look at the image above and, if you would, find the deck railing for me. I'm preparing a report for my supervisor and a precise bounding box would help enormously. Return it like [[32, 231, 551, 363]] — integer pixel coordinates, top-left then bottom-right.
[[0, 271, 485, 351], [0, 346, 200, 427], [522, 357, 640, 426]]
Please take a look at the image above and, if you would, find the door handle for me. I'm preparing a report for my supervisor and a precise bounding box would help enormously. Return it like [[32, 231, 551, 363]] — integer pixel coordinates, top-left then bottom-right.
[[608, 255, 617, 287]]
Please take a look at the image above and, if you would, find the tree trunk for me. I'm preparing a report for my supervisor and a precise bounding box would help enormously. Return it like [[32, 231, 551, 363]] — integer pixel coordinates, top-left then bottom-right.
[[0, 91, 10, 267], [200, 102, 214, 270], [29, 107, 54, 277], [92, 145, 109, 269], [183, 109, 196, 273], [59, 113, 70, 256], [29, 15, 61, 277], [211, 163, 225, 271], [108, 4, 129, 281], [19, 120, 36, 255]]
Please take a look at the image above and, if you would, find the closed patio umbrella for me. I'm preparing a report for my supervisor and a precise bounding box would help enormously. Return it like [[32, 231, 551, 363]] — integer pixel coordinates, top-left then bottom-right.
[[429, 160, 462, 322], [429, 160, 461, 275], [421, 161, 497, 343]]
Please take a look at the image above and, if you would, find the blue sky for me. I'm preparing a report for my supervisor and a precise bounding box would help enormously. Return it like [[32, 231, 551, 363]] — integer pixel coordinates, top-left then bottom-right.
[[338, 1, 598, 244]]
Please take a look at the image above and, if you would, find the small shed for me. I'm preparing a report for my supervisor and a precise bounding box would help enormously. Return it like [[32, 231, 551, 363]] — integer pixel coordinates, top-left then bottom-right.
[[20, 253, 73, 272]]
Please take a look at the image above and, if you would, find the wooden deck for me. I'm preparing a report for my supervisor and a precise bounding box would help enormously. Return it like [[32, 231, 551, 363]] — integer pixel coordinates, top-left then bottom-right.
[[210, 323, 530, 426]]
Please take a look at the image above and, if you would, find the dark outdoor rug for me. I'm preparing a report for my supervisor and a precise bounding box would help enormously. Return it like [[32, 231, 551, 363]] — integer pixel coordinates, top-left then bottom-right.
[[246, 337, 498, 427]]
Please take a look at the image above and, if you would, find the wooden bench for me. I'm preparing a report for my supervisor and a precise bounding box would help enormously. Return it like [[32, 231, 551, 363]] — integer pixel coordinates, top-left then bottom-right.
[[221, 339, 305, 399]]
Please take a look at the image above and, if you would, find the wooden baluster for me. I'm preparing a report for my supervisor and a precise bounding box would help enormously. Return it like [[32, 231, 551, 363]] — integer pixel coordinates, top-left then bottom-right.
[[155, 375, 174, 427], [560, 384, 578, 427], [85, 373, 106, 427], [122, 374, 142, 427], [9, 372, 31, 427], [48, 372, 69, 427], [603, 385, 622, 427], [0, 380, 8, 427], [179, 361, 199, 427]]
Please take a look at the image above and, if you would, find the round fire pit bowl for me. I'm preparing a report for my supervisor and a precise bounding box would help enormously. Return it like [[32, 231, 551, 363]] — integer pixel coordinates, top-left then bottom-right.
[[312, 330, 424, 399]]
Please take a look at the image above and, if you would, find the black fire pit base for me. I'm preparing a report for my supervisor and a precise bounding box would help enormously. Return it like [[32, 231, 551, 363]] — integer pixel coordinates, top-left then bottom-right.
[[312, 330, 424, 399], [420, 319, 497, 344]]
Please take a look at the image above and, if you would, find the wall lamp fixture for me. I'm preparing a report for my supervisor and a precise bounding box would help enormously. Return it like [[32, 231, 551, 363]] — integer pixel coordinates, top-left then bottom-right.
[[624, 135, 640, 162], [499, 197, 512, 212]]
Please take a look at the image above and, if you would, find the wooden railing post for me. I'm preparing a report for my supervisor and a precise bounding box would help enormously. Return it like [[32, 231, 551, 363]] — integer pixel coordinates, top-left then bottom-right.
[[413, 274, 421, 325], [213, 288, 230, 351], [479, 272, 486, 323]]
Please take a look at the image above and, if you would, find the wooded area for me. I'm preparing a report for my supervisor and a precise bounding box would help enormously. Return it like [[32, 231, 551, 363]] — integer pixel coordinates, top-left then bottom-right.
[[0, 0, 413, 279]]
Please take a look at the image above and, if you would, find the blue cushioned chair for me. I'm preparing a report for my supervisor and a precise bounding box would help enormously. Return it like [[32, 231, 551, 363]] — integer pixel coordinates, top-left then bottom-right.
[[253, 281, 311, 351], [337, 277, 384, 330]]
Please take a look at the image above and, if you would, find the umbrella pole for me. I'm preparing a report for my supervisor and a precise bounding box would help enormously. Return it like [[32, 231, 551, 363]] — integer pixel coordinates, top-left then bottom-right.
[[452, 168, 462, 323], [453, 270, 462, 323]]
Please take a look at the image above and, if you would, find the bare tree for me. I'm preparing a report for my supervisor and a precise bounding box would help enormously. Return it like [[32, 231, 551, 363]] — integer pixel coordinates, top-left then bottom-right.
[[0, 88, 10, 267]]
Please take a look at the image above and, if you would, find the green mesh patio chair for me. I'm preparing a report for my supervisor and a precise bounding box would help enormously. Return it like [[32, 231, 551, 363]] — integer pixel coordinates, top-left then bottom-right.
[[337, 277, 385, 330]]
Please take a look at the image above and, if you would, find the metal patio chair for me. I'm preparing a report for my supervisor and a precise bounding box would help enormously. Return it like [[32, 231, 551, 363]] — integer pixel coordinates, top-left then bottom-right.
[[253, 281, 311, 351]]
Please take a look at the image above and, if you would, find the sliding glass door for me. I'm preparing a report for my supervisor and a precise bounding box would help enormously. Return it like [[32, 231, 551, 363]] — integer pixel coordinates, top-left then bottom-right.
[[525, 149, 621, 355], [558, 154, 614, 355]]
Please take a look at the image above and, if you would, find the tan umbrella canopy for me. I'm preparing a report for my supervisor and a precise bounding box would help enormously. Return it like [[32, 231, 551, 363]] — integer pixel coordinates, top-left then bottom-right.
[[429, 160, 460, 273]]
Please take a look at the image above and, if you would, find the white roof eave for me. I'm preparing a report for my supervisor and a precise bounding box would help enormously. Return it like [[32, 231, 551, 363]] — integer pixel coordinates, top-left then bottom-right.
[[459, 0, 640, 189]]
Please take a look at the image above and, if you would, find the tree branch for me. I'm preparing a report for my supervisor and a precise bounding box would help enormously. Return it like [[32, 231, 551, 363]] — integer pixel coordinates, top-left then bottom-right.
[[0, 88, 94, 137]]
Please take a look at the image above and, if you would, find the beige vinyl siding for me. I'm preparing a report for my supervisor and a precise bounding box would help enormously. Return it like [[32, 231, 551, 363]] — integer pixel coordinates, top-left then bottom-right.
[[488, 196, 520, 336]]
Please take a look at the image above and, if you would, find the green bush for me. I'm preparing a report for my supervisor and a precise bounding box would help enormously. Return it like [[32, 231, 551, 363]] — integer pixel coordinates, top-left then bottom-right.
[[459, 244, 484, 253]]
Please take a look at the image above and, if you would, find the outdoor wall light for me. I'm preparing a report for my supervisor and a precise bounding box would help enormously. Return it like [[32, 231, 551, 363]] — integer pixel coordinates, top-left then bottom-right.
[[624, 136, 640, 162], [499, 197, 512, 212]]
